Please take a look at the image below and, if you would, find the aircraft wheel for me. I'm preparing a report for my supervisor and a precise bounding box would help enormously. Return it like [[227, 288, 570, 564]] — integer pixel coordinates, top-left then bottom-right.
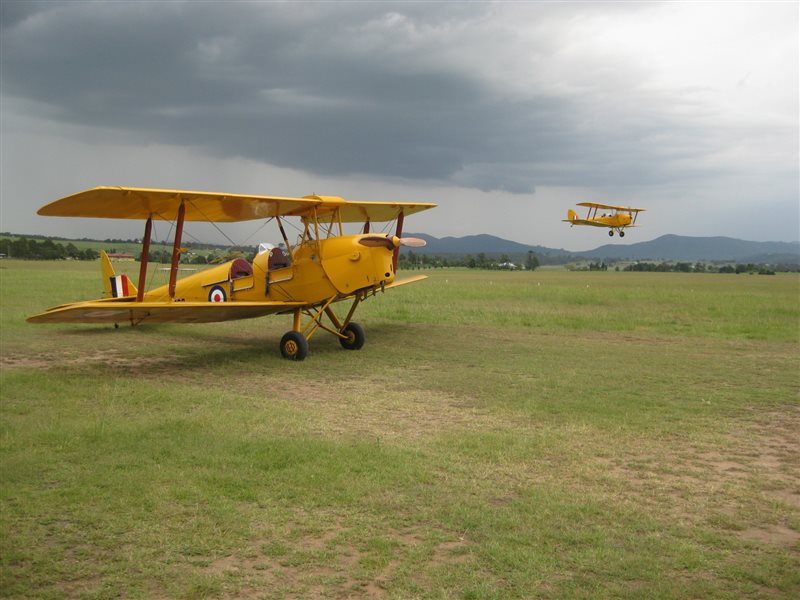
[[339, 322, 365, 350], [280, 331, 309, 361], [619, 230, 625, 238], [608, 230, 614, 237]]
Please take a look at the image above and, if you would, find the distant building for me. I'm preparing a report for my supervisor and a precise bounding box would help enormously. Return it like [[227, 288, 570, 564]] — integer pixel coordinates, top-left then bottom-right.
[[106, 252, 135, 261]]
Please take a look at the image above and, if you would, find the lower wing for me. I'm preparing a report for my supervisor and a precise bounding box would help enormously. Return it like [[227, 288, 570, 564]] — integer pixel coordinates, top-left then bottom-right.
[[562, 218, 609, 228], [27, 300, 305, 324], [384, 274, 427, 290]]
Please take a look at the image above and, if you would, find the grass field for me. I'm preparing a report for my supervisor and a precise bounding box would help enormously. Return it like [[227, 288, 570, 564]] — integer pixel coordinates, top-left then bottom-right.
[[1, 260, 798, 599]]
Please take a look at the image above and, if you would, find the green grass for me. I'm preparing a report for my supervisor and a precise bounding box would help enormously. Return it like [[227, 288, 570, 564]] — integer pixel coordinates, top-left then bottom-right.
[[1, 260, 798, 598]]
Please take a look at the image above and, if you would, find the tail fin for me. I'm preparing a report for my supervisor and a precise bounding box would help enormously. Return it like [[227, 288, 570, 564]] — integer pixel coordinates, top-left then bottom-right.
[[567, 209, 579, 222], [100, 250, 138, 298]]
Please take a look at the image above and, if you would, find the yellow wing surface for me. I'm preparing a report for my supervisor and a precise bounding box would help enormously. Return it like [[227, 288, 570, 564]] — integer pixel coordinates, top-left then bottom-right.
[[562, 218, 613, 227], [576, 201, 646, 212], [383, 274, 428, 290], [27, 300, 306, 324], [37, 187, 436, 223], [27, 278, 426, 324]]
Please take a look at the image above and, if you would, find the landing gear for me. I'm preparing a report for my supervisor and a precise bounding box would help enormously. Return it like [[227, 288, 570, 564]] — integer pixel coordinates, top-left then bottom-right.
[[608, 230, 614, 237], [279, 296, 370, 359], [280, 331, 309, 361], [619, 230, 625, 238], [339, 322, 365, 350]]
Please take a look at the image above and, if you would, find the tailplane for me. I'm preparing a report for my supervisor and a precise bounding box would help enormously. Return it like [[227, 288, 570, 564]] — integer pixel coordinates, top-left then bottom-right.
[[100, 250, 138, 298]]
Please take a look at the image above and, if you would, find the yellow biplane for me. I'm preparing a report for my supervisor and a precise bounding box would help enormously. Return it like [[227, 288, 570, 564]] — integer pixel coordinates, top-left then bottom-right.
[[27, 187, 435, 360], [563, 202, 645, 237]]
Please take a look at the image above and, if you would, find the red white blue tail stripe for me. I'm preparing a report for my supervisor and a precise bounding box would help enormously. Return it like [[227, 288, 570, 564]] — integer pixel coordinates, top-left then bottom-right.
[[110, 275, 131, 297]]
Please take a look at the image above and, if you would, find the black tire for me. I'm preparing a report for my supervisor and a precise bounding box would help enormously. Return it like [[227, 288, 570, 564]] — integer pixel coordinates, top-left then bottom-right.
[[619, 230, 625, 238], [280, 331, 309, 360], [339, 322, 365, 350], [608, 230, 614, 237]]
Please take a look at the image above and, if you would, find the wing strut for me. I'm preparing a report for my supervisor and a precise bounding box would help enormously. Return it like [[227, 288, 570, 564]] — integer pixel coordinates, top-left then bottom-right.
[[393, 211, 404, 271], [136, 216, 152, 302], [276, 216, 293, 255], [168, 201, 186, 299]]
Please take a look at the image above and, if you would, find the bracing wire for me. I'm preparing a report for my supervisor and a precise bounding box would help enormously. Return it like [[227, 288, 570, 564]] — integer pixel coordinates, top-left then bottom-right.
[[237, 217, 274, 248], [184, 200, 242, 250]]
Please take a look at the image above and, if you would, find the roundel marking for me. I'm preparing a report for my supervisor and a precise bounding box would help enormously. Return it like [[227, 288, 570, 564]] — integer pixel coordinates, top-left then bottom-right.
[[208, 285, 227, 303]]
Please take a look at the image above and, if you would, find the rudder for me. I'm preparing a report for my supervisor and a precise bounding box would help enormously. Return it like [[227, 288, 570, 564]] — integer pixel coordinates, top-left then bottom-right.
[[101, 250, 138, 298]]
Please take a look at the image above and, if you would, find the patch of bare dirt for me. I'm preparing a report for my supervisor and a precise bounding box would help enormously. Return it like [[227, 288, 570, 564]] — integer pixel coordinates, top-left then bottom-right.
[[768, 489, 800, 510], [595, 404, 800, 545], [0, 348, 168, 372], [270, 378, 505, 444], [194, 523, 473, 598], [0, 355, 53, 369], [738, 524, 800, 547]]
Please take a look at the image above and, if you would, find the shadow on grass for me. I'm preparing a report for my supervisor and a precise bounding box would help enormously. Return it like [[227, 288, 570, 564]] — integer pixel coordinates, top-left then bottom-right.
[[31, 321, 423, 379]]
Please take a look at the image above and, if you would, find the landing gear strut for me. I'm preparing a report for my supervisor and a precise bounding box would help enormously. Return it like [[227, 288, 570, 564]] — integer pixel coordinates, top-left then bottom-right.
[[279, 295, 367, 360]]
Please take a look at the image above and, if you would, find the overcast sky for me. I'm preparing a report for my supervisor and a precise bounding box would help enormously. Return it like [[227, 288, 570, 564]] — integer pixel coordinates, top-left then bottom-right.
[[1, 1, 797, 251]]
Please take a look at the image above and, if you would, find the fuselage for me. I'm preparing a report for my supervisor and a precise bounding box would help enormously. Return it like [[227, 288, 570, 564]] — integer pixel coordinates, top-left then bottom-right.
[[141, 233, 397, 306], [588, 213, 633, 228]]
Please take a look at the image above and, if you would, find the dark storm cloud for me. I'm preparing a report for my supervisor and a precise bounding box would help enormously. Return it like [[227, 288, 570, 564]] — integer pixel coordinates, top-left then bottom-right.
[[2, 3, 494, 180], [1, 1, 795, 196]]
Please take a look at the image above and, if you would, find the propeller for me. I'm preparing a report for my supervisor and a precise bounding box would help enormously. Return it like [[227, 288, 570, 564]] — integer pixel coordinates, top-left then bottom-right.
[[358, 235, 427, 249], [398, 236, 427, 247]]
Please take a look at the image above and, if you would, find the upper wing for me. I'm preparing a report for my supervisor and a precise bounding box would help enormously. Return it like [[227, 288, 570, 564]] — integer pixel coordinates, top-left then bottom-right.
[[27, 300, 305, 324], [304, 195, 436, 223], [38, 187, 322, 222], [576, 201, 646, 212], [38, 187, 436, 223]]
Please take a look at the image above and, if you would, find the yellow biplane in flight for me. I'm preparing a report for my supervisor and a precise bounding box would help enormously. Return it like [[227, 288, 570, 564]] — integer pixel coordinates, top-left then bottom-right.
[[564, 202, 645, 237], [27, 187, 435, 360]]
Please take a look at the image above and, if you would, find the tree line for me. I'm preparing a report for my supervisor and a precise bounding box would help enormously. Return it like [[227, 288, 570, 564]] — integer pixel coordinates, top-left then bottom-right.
[[0, 237, 99, 260], [400, 250, 540, 270], [0, 235, 249, 264], [623, 261, 778, 274]]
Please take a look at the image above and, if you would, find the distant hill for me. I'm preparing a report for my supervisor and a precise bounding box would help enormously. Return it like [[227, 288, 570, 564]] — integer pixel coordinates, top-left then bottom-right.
[[406, 233, 800, 263], [405, 233, 570, 257], [574, 235, 800, 262]]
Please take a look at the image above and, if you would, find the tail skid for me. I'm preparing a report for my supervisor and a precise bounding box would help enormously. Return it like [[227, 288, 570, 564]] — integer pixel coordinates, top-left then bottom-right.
[[100, 250, 138, 298]]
